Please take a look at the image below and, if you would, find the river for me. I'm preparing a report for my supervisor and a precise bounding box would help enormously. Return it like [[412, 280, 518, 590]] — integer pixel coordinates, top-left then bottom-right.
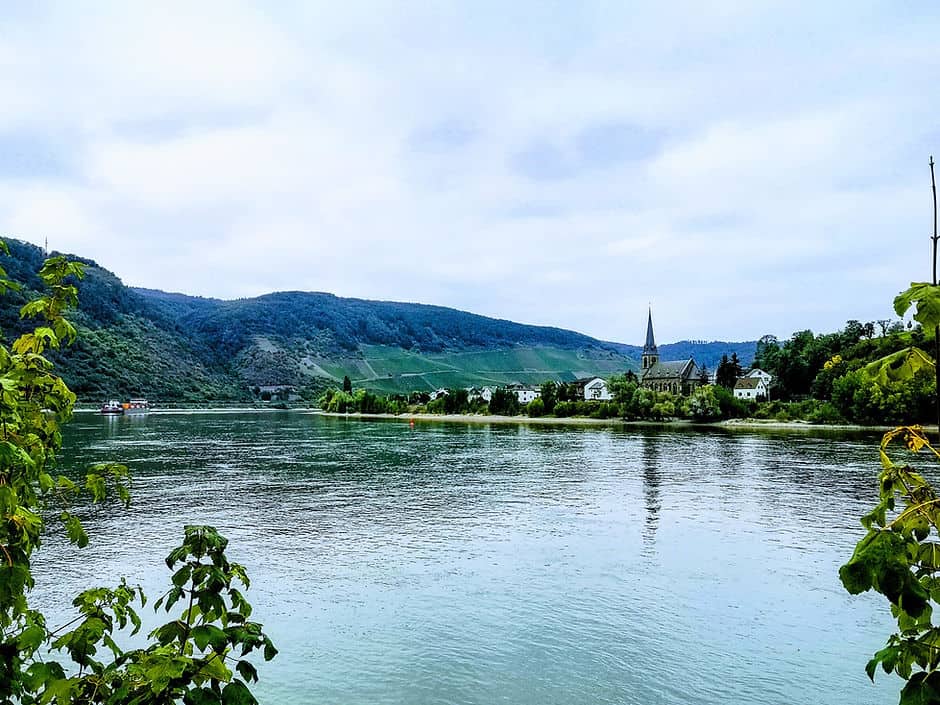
[[34, 411, 899, 704]]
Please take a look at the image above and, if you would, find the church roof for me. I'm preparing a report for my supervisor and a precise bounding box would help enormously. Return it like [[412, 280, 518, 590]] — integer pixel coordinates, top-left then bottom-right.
[[642, 359, 699, 381]]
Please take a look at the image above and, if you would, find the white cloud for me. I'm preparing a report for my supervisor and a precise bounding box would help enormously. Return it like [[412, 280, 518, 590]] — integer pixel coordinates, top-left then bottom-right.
[[0, 1, 937, 344]]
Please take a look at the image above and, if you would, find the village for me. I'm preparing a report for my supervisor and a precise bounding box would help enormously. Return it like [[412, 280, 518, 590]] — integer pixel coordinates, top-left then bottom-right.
[[428, 309, 772, 407]]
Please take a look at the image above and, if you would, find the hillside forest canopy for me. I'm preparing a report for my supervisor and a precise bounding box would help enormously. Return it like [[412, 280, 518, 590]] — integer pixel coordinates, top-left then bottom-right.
[[0, 238, 755, 404]]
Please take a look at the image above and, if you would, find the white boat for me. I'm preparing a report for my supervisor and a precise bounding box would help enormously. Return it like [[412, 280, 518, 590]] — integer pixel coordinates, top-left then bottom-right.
[[125, 399, 150, 414], [100, 400, 123, 414]]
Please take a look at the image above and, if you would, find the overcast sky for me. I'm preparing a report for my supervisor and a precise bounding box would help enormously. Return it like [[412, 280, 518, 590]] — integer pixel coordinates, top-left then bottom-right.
[[1, 2, 937, 344]]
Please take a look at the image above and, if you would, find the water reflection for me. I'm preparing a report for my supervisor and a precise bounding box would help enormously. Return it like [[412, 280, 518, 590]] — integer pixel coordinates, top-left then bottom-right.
[[640, 434, 661, 555]]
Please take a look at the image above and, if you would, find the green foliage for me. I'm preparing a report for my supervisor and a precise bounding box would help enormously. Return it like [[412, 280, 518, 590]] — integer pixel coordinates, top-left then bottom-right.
[[895, 283, 940, 330], [526, 397, 545, 417], [832, 369, 935, 425], [865, 348, 936, 387], [0, 248, 276, 703], [841, 427, 940, 702], [688, 385, 722, 420], [715, 353, 742, 389], [607, 375, 638, 406], [538, 381, 557, 415], [318, 387, 410, 415], [487, 388, 520, 416]]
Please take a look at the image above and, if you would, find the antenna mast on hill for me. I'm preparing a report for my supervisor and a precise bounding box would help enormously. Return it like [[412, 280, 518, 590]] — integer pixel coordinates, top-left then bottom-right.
[[43, 236, 48, 256]]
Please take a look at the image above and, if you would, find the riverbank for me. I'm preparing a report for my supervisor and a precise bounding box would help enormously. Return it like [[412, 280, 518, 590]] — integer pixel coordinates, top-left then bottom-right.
[[313, 410, 898, 433], [73, 406, 904, 433]]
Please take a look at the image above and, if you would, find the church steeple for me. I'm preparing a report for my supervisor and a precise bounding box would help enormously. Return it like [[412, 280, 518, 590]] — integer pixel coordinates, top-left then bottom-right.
[[642, 308, 659, 370]]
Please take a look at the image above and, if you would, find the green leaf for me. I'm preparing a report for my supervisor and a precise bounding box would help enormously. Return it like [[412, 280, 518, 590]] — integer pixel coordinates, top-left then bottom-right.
[[152, 620, 186, 646], [235, 660, 258, 683], [919, 543, 940, 570], [144, 654, 188, 693], [199, 652, 233, 682], [62, 512, 89, 548], [864, 347, 935, 386], [38, 471, 53, 493], [221, 679, 257, 705], [17, 623, 46, 651], [85, 473, 106, 502], [262, 637, 278, 662], [39, 677, 74, 705], [900, 670, 940, 704], [172, 564, 192, 588], [184, 686, 221, 705], [896, 283, 940, 330], [193, 624, 228, 653]]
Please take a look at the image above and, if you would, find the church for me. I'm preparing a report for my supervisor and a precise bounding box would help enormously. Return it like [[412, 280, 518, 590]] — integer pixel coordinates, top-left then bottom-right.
[[639, 310, 705, 395]]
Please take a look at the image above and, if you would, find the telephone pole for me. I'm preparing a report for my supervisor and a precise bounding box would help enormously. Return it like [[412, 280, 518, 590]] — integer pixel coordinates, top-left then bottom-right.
[[930, 156, 940, 439]]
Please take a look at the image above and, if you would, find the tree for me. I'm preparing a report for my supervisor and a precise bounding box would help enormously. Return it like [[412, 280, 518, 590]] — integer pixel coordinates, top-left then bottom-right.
[[688, 385, 721, 420], [0, 251, 276, 704], [556, 382, 575, 402], [715, 354, 736, 389], [527, 397, 545, 417], [539, 381, 557, 415], [729, 352, 743, 378], [342, 375, 352, 393], [488, 388, 520, 416], [607, 374, 637, 407]]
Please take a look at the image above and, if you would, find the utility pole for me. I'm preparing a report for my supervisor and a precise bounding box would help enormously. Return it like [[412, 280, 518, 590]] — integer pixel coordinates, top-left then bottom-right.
[[931, 156, 940, 439]]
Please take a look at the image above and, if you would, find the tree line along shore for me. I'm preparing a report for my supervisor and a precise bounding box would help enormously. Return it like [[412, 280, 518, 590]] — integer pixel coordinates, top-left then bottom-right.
[[314, 318, 936, 427]]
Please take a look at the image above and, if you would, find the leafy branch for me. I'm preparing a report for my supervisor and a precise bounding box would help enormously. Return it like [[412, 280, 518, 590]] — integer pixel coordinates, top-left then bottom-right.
[[0, 244, 276, 703], [842, 426, 940, 703]]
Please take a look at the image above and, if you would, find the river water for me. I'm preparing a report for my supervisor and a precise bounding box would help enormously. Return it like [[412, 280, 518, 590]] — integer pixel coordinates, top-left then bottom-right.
[[34, 412, 900, 704]]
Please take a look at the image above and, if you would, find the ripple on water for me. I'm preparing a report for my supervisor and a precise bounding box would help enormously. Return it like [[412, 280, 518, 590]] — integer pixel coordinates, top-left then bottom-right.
[[34, 415, 896, 705]]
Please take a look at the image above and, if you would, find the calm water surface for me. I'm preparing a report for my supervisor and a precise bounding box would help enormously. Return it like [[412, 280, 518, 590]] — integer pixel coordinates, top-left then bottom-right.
[[35, 412, 898, 704]]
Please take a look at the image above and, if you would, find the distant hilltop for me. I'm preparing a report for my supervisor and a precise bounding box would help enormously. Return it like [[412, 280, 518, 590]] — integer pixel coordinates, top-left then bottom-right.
[[0, 238, 757, 402]]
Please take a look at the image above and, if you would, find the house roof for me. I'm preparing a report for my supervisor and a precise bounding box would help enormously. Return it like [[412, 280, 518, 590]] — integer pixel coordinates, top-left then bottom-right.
[[734, 377, 764, 389], [573, 376, 605, 385], [642, 359, 698, 381]]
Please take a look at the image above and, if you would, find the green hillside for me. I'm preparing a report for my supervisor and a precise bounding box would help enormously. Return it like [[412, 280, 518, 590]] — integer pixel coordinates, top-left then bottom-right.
[[0, 239, 754, 402]]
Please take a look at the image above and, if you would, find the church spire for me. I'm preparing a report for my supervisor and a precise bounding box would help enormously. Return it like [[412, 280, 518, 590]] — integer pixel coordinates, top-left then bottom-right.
[[642, 308, 659, 371], [644, 307, 657, 353]]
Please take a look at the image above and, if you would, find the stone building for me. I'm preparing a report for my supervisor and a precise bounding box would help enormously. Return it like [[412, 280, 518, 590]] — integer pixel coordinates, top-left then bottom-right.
[[639, 309, 705, 395]]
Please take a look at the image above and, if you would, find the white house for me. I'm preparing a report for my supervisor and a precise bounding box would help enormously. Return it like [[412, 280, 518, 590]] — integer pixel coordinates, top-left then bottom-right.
[[429, 388, 449, 401], [516, 388, 540, 404], [734, 377, 769, 401], [746, 368, 773, 385], [581, 377, 612, 401], [467, 386, 494, 403], [507, 384, 540, 404]]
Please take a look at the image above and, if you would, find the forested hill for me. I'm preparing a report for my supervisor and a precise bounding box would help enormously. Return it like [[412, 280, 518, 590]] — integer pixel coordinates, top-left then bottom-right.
[[132, 288, 608, 355], [0, 239, 757, 401]]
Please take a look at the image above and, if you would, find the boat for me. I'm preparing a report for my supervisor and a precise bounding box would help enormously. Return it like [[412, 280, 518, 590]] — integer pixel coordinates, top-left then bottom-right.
[[100, 400, 124, 414], [124, 399, 150, 414]]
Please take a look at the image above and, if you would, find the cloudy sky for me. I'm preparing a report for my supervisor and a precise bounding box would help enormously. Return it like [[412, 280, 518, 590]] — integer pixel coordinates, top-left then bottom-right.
[[0, 2, 937, 344]]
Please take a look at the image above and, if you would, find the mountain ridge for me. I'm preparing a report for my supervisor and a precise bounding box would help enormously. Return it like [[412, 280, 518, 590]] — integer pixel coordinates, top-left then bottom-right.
[[0, 239, 757, 400]]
